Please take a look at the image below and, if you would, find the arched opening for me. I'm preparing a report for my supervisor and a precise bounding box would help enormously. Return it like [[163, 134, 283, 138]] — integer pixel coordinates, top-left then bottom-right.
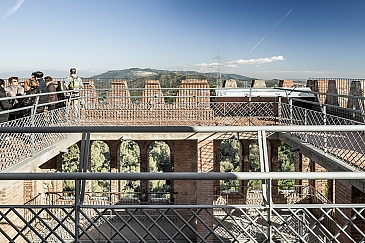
[[148, 141, 171, 203], [278, 142, 295, 191], [249, 140, 261, 190], [62, 144, 80, 192], [248, 140, 295, 191], [119, 140, 140, 202], [90, 141, 110, 192], [219, 138, 241, 192]]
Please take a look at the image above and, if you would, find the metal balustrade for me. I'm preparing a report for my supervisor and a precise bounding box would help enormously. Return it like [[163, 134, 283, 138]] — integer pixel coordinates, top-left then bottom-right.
[[1, 87, 365, 242], [0, 172, 364, 242], [279, 97, 365, 172], [2, 87, 365, 173]]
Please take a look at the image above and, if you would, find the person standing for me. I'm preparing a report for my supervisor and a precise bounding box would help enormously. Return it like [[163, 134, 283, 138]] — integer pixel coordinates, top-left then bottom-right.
[[64, 68, 83, 105], [22, 78, 44, 117], [5, 76, 24, 103], [32, 71, 47, 104], [45, 76, 58, 111], [5, 76, 24, 120], [0, 79, 13, 122]]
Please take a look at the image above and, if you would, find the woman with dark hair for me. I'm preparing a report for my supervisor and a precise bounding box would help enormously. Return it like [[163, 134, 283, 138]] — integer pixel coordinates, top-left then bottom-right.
[[6, 76, 25, 120], [45, 76, 58, 110], [22, 78, 44, 117], [0, 79, 13, 122]]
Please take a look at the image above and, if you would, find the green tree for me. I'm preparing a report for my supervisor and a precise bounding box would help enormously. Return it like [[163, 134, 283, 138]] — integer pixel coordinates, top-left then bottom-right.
[[278, 142, 295, 190], [220, 139, 241, 190], [249, 141, 262, 190], [120, 141, 140, 193], [149, 141, 171, 194], [62, 144, 80, 191], [91, 141, 110, 192]]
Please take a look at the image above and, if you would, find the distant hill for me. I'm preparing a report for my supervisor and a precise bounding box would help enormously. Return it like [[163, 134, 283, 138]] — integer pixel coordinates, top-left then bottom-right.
[[90, 68, 254, 88]]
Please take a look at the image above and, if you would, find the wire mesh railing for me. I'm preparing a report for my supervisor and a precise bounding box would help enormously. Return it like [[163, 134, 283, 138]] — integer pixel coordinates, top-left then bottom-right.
[[280, 101, 365, 171], [0, 172, 364, 243], [12, 204, 364, 243]]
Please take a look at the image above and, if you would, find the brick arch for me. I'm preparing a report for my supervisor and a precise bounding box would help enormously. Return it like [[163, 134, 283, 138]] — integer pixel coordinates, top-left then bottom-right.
[[89, 140, 110, 173], [117, 140, 140, 198], [213, 138, 244, 204], [147, 140, 172, 204], [147, 140, 171, 172], [87, 141, 110, 192]]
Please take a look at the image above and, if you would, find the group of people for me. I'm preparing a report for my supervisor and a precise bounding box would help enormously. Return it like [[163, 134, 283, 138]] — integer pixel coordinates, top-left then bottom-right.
[[0, 68, 84, 122]]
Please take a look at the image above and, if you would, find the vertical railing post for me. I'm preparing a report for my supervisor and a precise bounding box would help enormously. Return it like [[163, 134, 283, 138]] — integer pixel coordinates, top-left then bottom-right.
[[258, 129, 273, 242], [74, 175, 80, 242], [323, 105, 328, 153], [77, 96, 81, 125], [304, 109, 308, 143], [65, 93, 72, 126], [75, 131, 91, 241], [30, 96, 40, 156], [268, 177, 273, 242], [289, 98, 293, 126], [278, 96, 282, 125]]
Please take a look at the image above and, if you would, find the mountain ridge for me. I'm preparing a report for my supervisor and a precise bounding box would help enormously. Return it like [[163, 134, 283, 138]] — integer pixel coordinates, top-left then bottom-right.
[[90, 68, 254, 88]]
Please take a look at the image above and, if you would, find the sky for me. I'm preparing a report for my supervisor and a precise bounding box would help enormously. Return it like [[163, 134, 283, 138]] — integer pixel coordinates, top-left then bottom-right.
[[0, 0, 364, 80]]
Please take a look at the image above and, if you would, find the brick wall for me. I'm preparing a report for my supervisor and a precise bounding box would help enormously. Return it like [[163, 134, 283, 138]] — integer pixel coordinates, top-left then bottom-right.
[[107, 80, 132, 106], [0, 180, 25, 241], [169, 140, 198, 205], [335, 180, 352, 243], [278, 80, 294, 88], [141, 80, 164, 104]]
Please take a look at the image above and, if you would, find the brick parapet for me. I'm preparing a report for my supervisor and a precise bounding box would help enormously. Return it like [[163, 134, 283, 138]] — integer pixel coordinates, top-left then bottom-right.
[[108, 80, 132, 106], [278, 80, 294, 88], [141, 80, 165, 104], [251, 79, 266, 88]]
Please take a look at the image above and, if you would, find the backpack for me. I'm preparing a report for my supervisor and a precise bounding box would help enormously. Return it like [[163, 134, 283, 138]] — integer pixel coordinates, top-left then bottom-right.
[[69, 76, 82, 90]]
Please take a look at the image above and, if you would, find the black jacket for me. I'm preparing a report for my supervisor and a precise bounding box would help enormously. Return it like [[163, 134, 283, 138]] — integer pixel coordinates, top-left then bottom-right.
[[0, 87, 12, 122], [22, 87, 44, 116]]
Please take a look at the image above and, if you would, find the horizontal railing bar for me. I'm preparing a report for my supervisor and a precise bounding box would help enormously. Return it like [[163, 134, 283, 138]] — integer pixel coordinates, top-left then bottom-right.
[[1, 204, 365, 209], [0, 125, 365, 133], [275, 86, 365, 100], [0, 172, 364, 180]]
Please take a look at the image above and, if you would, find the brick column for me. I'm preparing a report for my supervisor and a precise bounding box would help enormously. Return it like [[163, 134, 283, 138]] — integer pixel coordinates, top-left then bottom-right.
[[0, 180, 25, 241], [310, 160, 327, 202], [105, 140, 120, 194], [241, 140, 250, 202], [334, 181, 353, 243], [268, 139, 279, 196], [136, 141, 150, 203], [197, 138, 214, 242], [327, 179, 334, 203], [197, 138, 214, 201], [170, 140, 197, 205], [213, 140, 222, 196], [295, 152, 312, 199]]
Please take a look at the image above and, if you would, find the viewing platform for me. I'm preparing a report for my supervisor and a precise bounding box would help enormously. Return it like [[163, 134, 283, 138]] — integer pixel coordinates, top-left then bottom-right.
[[0, 78, 364, 242]]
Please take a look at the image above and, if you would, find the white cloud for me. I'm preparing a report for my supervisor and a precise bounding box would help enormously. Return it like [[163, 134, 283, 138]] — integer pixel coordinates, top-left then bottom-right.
[[195, 62, 222, 68], [228, 56, 285, 66], [2, 0, 26, 20]]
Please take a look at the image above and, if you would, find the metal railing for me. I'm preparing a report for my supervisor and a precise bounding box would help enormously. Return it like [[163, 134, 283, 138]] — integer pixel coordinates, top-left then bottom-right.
[[0, 172, 364, 242], [1, 86, 365, 175], [279, 92, 365, 171], [0, 122, 365, 242]]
